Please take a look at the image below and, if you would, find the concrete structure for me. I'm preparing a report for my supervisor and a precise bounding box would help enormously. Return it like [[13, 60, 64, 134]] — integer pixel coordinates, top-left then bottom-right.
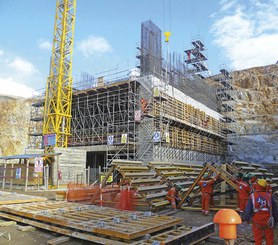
[[27, 20, 226, 182]]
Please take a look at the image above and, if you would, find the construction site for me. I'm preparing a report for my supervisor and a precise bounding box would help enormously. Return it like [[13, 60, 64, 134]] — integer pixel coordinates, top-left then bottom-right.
[[0, 0, 278, 244]]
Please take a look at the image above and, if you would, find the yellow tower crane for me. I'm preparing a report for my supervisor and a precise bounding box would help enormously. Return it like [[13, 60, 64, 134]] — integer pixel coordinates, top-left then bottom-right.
[[43, 0, 76, 150]]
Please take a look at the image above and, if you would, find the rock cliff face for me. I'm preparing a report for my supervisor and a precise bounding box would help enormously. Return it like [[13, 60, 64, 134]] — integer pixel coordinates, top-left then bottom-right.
[[0, 96, 31, 156], [232, 65, 278, 135], [207, 64, 278, 164]]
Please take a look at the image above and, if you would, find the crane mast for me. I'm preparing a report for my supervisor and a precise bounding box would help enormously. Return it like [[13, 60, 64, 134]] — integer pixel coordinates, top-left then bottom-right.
[[43, 0, 76, 148]]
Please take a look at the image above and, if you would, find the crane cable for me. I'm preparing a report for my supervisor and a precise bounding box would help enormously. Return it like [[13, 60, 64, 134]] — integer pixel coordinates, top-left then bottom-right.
[[163, 0, 172, 43]]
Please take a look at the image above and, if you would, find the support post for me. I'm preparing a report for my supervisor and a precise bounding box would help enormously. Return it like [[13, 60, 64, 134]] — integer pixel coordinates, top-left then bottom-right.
[[25, 160, 29, 192], [220, 164, 227, 206], [2, 161, 7, 189], [10, 162, 14, 190]]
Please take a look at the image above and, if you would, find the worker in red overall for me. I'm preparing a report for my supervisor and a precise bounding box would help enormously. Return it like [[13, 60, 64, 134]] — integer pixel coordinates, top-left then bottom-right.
[[245, 179, 278, 245], [235, 172, 251, 215], [249, 175, 258, 192], [166, 184, 181, 210], [198, 173, 218, 215], [266, 178, 273, 194]]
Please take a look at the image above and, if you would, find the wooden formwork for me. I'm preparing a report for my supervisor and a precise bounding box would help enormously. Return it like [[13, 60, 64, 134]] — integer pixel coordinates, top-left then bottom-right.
[[0, 201, 182, 240], [99, 160, 204, 211], [178, 161, 278, 210], [100, 160, 278, 212], [153, 95, 222, 136], [0, 201, 215, 244]]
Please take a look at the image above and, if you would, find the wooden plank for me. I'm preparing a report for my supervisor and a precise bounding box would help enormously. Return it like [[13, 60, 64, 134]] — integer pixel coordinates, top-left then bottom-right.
[[100, 165, 115, 188], [177, 165, 208, 209], [0, 191, 47, 205], [131, 179, 161, 185], [206, 163, 238, 191], [123, 172, 155, 178], [118, 166, 149, 171], [145, 191, 168, 200], [0, 212, 128, 245], [47, 236, 71, 245], [137, 185, 168, 192], [0, 221, 16, 227]]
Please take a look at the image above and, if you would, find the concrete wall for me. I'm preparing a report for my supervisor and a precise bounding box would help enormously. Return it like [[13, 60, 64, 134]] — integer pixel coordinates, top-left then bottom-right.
[[26, 147, 87, 185]]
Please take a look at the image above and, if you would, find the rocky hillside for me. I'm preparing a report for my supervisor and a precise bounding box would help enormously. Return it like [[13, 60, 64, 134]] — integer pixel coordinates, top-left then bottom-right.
[[207, 64, 278, 164], [232, 65, 278, 134], [0, 96, 31, 156]]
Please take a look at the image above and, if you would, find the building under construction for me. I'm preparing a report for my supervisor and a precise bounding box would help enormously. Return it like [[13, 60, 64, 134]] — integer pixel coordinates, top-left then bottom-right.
[[28, 20, 227, 174]]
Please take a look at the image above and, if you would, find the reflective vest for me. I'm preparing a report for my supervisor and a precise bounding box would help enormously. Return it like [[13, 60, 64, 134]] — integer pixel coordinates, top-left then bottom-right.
[[251, 191, 271, 213]]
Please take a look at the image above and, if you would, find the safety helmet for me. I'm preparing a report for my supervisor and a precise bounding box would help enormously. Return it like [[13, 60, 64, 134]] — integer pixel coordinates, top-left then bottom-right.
[[236, 173, 243, 178], [257, 179, 267, 188], [203, 173, 209, 179]]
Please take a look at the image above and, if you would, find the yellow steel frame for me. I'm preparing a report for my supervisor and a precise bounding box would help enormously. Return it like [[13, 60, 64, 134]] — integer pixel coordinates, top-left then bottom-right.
[[43, 0, 76, 148]]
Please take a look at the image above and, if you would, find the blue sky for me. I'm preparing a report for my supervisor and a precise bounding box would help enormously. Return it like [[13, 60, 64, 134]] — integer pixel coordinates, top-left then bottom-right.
[[0, 0, 278, 97]]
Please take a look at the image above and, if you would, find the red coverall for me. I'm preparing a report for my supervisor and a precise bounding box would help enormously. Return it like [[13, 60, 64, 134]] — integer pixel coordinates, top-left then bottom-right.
[[266, 183, 272, 194], [250, 177, 258, 192], [198, 177, 216, 215], [236, 180, 251, 212], [245, 187, 278, 245], [166, 187, 179, 209]]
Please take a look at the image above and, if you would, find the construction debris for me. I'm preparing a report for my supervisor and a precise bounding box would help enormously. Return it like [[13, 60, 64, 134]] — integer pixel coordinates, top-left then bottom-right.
[[0, 220, 16, 227], [17, 225, 36, 232], [0, 231, 11, 241]]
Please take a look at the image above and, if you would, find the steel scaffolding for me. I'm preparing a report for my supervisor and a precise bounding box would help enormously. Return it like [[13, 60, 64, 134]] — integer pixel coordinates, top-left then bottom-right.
[[28, 91, 45, 149], [214, 66, 239, 160], [28, 20, 226, 166], [70, 78, 139, 168]]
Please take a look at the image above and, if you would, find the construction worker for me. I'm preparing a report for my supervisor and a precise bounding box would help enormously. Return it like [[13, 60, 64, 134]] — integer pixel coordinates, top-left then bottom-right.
[[141, 98, 149, 114], [166, 184, 182, 210], [249, 175, 258, 192], [198, 173, 218, 215], [245, 179, 278, 245], [235, 172, 251, 215], [266, 178, 273, 194]]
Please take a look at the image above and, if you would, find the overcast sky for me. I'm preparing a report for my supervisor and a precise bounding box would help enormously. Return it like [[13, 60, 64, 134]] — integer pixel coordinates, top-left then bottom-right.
[[0, 0, 277, 98]]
